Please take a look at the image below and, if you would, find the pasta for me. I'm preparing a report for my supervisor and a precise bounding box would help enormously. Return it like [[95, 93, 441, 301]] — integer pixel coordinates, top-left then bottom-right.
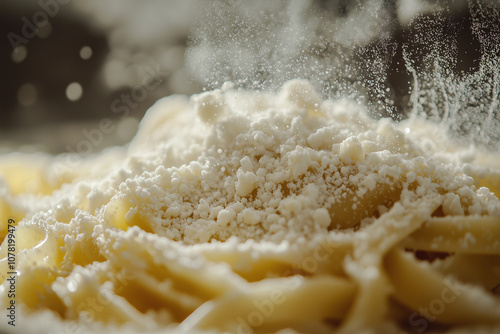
[[0, 80, 499, 334]]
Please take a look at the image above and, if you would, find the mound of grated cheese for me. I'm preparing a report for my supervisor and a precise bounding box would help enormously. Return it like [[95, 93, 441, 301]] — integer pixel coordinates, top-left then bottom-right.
[[94, 79, 499, 245]]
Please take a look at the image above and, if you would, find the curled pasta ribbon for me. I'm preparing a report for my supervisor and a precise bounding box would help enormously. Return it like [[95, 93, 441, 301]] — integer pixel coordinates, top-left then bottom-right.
[[179, 275, 356, 332], [88, 227, 248, 323], [0, 222, 63, 283], [194, 237, 353, 281], [401, 216, 500, 254], [98, 227, 245, 297], [340, 194, 441, 332], [430, 254, 500, 291], [385, 248, 500, 325], [52, 263, 149, 324], [0, 221, 66, 315]]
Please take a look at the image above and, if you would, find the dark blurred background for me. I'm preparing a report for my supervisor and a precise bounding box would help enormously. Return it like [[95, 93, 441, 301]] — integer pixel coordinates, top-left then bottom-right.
[[0, 0, 201, 154], [0, 0, 494, 154]]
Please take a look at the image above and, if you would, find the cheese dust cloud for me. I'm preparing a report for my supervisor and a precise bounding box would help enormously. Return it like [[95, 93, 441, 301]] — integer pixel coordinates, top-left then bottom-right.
[[0, 79, 499, 333]]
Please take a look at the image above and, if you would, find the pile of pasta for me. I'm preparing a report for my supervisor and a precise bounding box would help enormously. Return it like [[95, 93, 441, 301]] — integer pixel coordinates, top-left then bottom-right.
[[0, 80, 499, 333]]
